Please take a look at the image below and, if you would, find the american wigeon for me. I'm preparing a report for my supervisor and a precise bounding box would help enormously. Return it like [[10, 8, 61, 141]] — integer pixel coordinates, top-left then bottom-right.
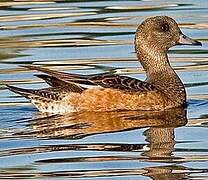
[[7, 16, 202, 114]]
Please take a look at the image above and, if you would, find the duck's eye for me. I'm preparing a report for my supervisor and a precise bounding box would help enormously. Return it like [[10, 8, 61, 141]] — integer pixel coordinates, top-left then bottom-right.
[[161, 23, 169, 32]]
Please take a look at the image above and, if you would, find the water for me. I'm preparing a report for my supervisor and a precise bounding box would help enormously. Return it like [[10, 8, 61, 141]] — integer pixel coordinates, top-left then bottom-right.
[[0, 0, 208, 179]]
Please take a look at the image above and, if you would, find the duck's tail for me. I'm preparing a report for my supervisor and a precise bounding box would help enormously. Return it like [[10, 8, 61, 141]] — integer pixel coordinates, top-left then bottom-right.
[[6, 84, 32, 98]]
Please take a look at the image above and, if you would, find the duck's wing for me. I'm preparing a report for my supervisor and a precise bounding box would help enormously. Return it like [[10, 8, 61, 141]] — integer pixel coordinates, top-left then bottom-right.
[[23, 65, 155, 92], [87, 74, 155, 92]]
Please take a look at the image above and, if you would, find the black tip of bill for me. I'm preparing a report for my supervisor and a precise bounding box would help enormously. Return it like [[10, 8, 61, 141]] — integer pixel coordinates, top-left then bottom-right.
[[193, 40, 202, 46]]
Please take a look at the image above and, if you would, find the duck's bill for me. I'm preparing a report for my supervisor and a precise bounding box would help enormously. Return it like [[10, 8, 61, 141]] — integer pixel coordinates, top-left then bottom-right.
[[178, 34, 202, 46]]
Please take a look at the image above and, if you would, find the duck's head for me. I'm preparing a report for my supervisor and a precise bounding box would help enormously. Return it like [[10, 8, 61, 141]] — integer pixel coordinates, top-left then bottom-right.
[[135, 16, 202, 53]]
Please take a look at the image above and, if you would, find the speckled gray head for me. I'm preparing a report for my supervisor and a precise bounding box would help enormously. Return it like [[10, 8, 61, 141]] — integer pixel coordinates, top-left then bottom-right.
[[135, 16, 202, 53]]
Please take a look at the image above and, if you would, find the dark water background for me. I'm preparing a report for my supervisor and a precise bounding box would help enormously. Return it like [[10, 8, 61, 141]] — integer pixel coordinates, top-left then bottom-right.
[[0, 0, 208, 179]]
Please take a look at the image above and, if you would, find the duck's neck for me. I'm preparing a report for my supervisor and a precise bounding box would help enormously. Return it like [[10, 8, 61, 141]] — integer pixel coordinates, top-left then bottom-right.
[[136, 46, 186, 105]]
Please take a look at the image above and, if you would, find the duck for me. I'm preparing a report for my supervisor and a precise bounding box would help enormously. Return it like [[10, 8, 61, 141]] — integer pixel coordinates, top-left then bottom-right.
[[6, 16, 202, 114]]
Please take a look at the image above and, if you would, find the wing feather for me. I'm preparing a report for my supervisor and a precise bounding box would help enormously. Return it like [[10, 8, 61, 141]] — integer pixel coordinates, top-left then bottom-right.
[[23, 65, 155, 92]]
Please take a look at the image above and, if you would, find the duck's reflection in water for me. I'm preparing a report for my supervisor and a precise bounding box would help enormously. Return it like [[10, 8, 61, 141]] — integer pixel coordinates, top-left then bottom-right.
[[23, 108, 188, 179], [33, 107, 187, 140]]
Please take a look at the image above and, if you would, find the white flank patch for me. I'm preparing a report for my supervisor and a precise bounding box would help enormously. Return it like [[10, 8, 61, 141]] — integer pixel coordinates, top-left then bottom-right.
[[78, 84, 103, 89]]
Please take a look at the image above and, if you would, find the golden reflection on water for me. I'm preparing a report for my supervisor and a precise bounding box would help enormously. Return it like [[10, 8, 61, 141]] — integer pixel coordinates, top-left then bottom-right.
[[30, 108, 187, 140], [19, 108, 187, 163]]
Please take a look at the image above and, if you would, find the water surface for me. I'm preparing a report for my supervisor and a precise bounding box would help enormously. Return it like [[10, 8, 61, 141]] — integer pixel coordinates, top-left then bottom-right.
[[0, 0, 208, 179]]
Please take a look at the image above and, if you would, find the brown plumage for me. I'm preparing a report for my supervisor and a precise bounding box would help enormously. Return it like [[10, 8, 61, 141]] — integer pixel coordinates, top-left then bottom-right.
[[6, 16, 202, 114]]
